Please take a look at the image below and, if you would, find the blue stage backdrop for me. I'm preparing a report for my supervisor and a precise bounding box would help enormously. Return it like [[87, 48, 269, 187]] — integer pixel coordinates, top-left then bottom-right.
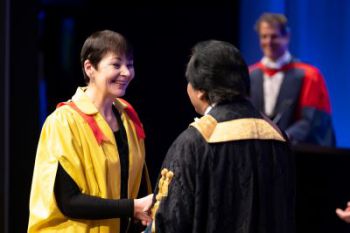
[[239, 0, 350, 148]]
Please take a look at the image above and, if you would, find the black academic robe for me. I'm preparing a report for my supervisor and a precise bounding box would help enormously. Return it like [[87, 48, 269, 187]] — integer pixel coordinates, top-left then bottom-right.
[[151, 99, 295, 233]]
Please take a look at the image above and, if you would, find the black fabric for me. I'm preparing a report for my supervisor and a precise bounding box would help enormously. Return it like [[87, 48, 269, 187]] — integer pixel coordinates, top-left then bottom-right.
[[137, 166, 150, 198], [54, 163, 133, 219], [113, 107, 148, 233], [113, 106, 150, 199], [113, 106, 130, 233], [113, 107, 129, 199], [153, 99, 295, 233]]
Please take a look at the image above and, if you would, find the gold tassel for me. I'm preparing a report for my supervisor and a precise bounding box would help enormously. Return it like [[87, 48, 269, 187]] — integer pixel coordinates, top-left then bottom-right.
[[150, 168, 174, 233]]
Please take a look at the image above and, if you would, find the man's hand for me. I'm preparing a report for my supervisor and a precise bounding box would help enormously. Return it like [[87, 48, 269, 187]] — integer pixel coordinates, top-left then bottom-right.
[[336, 201, 350, 223]]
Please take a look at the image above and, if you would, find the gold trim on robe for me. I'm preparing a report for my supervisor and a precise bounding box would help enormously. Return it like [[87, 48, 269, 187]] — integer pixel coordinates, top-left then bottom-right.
[[190, 115, 286, 143]]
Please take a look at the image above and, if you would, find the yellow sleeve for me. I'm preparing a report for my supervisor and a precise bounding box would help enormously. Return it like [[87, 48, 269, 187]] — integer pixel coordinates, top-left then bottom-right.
[[28, 108, 87, 231]]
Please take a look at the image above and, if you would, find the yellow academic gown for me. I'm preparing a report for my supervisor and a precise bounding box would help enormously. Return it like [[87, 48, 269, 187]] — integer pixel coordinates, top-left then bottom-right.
[[28, 87, 150, 233]]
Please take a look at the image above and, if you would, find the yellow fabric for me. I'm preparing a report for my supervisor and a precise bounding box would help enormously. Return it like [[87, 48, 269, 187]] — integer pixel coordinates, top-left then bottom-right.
[[142, 163, 153, 194], [28, 87, 147, 233], [190, 115, 286, 143]]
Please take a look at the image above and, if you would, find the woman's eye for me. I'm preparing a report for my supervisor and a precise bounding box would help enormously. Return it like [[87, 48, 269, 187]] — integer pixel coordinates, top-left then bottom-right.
[[113, 63, 121, 69], [127, 64, 134, 69]]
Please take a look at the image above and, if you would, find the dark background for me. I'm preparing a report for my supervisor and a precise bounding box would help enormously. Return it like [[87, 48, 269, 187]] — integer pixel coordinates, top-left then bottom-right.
[[2, 1, 238, 232], [1, 1, 350, 233], [38, 0, 238, 187]]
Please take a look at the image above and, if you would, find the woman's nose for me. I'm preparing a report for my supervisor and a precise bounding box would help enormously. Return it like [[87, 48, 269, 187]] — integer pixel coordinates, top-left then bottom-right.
[[120, 65, 130, 76]]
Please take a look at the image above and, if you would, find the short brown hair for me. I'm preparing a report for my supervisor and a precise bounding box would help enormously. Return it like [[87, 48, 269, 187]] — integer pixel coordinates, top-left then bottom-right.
[[254, 13, 290, 36], [80, 30, 133, 84]]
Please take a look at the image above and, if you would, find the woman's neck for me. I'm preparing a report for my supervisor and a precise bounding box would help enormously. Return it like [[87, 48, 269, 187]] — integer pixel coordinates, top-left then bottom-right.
[[85, 86, 114, 119]]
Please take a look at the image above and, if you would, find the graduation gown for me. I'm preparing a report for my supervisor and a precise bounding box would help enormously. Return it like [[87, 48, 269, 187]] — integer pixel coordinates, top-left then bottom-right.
[[249, 60, 336, 147], [151, 99, 295, 233], [28, 87, 151, 233]]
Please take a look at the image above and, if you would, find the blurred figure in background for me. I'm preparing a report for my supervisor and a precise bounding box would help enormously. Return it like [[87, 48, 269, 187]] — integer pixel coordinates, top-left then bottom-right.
[[249, 12, 336, 147]]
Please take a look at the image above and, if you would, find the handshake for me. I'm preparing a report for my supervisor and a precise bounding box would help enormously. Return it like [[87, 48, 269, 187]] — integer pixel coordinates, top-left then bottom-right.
[[134, 194, 154, 226]]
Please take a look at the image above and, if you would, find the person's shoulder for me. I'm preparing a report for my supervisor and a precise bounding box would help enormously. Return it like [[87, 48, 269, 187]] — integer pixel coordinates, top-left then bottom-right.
[[165, 125, 208, 159], [161, 126, 205, 168], [174, 126, 204, 145], [288, 59, 327, 83], [248, 61, 263, 73], [290, 60, 322, 75], [115, 98, 135, 109], [45, 103, 79, 127], [114, 98, 141, 119]]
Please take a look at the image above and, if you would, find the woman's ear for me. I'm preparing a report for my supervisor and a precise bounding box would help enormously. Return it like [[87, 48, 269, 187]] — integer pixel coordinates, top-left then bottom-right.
[[84, 60, 94, 77]]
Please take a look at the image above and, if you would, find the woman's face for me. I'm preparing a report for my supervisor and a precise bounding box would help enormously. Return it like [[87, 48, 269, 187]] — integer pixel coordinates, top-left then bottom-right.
[[89, 52, 135, 98]]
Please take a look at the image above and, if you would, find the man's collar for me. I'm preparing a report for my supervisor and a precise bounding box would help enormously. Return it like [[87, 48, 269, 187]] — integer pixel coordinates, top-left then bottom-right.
[[261, 51, 292, 69], [204, 103, 217, 115]]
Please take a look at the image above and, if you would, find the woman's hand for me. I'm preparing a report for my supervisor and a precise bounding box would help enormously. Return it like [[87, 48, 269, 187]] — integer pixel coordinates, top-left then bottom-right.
[[134, 194, 154, 225]]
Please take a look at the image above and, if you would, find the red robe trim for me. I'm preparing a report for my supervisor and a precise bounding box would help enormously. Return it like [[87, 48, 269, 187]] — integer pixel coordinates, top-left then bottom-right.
[[250, 62, 332, 114], [56, 101, 108, 145], [117, 98, 146, 139]]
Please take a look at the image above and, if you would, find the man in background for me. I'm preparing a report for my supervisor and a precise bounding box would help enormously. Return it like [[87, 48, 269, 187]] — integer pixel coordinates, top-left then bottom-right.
[[249, 12, 336, 147]]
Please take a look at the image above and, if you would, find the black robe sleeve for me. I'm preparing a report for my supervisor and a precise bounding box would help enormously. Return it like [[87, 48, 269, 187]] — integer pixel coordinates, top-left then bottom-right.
[[154, 128, 200, 233]]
